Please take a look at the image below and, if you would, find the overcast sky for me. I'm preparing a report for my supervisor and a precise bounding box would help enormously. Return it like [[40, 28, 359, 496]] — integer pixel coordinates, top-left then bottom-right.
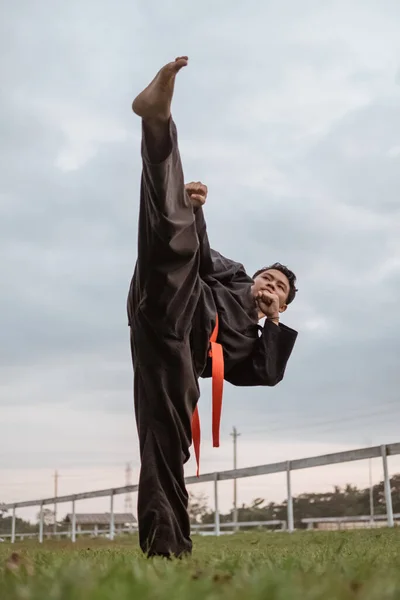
[[1, 0, 400, 518]]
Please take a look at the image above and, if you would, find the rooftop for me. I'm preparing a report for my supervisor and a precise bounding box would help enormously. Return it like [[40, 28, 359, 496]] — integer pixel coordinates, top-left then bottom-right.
[[65, 513, 136, 525]]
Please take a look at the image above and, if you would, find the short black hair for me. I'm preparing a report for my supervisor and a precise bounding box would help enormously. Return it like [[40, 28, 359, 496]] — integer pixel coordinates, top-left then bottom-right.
[[253, 262, 298, 305]]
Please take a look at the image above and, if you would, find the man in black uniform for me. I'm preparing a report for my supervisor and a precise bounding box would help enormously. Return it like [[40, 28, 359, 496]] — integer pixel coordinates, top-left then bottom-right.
[[127, 56, 298, 558]]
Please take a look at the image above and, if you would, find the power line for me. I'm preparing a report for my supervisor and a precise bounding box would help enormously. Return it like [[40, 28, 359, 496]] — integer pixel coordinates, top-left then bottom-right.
[[247, 397, 400, 430], [245, 401, 400, 437], [0, 475, 128, 488], [1, 408, 399, 491]]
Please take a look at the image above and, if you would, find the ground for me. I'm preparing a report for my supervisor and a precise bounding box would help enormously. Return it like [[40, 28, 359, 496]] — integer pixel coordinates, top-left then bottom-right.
[[0, 530, 399, 599]]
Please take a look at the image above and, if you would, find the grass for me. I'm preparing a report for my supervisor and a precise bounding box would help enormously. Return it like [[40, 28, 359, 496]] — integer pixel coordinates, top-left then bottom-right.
[[0, 530, 400, 599]]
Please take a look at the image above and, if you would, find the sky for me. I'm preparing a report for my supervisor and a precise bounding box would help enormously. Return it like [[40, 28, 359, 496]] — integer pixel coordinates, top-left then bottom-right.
[[1, 0, 400, 524]]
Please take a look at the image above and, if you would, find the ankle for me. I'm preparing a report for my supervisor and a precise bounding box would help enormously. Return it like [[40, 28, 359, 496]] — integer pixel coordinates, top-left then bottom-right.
[[142, 118, 172, 164]]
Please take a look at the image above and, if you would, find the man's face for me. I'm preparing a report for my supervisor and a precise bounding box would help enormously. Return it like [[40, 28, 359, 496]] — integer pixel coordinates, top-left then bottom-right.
[[251, 268, 290, 312]]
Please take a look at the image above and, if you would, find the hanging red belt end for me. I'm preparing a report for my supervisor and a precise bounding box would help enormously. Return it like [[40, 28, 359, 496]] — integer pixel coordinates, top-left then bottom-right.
[[191, 313, 224, 475], [211, 340, 224, 448]]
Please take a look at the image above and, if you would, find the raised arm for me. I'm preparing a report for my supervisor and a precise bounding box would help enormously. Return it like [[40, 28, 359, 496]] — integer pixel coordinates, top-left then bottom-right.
[[185, 181, 215, 276]]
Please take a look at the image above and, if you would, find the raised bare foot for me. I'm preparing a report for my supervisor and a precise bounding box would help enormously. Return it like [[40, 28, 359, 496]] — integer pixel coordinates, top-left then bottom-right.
[[132, 56, 188, 121]]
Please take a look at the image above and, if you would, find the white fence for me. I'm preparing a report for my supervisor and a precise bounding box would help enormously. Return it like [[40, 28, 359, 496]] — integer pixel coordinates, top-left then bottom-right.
[[2, 515, 400, 542], [0, 520, 288, 542], [2, 442, 399, 543]]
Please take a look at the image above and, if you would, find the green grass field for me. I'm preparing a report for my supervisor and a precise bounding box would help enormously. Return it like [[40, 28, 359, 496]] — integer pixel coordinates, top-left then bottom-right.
[[0, 530, 399, 599]]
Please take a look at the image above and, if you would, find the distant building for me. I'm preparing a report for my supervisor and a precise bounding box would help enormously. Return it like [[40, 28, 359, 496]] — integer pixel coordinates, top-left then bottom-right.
[[315, 520, 389, 531], [302, 515, 400, 531], [65, 513, 136, 536]]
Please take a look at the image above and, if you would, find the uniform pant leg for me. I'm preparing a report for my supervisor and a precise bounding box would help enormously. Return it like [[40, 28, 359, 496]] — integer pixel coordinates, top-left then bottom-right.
[[128, 118, 202, 557]]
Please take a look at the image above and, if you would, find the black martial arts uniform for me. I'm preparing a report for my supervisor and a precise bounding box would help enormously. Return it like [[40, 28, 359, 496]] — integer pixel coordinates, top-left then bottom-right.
[[127, 118, 298, 558]]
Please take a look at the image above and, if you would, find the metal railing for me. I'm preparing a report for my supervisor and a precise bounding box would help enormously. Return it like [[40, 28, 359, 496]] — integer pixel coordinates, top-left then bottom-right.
[[2, 442, 399, 543], [0, 520, 287, 541], [302, 514, 400, 529], [2, 515, 399, 542]]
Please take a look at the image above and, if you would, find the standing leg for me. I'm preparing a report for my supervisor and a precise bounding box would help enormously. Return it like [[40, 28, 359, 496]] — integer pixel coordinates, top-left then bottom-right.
[[128, 58, 207, 557]]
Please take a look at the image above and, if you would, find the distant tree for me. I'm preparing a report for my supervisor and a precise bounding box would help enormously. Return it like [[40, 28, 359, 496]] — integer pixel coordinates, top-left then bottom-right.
[[196, 473, 400, 528], [188, 491, 210, 524], [36, 509, 55, 527], [0, 513, 37, 535]]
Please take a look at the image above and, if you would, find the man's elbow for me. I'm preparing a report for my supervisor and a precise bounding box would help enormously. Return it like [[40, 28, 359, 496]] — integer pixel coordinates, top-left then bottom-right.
[[225, 363, 286, 387], [262, 368, 285, 387]]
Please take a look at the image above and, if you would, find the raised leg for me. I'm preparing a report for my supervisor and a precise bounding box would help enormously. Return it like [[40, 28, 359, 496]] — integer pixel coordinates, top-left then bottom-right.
[[127, 57, 207, 557]]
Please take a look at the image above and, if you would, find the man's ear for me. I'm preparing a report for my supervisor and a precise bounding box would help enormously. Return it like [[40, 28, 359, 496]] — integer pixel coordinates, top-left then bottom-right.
[[279, 304, 287, 314]]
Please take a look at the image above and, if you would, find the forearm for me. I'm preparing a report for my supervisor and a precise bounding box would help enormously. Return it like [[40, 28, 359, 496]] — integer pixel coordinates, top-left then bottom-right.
[[194, 206, 214, 276]]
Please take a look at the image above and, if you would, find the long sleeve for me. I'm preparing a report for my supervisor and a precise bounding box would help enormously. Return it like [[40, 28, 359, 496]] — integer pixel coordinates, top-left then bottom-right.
[[194, 206, 214, 276], [224, 320, 298, 387]]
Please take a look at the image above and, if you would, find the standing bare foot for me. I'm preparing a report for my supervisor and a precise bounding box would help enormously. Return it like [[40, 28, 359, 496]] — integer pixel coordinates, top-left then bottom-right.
[[132, 57, 188, 122]]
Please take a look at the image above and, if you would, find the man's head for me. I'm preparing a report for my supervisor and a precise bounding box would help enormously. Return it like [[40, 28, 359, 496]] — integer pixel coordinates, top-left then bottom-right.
[[252, 263, 298, 314]]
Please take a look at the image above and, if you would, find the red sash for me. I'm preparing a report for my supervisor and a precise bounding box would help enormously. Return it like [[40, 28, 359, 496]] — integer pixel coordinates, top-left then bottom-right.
[[191, 314, 224, 476]]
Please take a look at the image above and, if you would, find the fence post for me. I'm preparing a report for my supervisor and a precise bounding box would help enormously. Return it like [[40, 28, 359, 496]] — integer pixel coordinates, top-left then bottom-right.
[[110, 492, 115, 540], [11, 507, 16, 544], [381, 444, 394, 527], [71, 499, 76, 542], [214, 473, 220, 536], [286, 461, 294, 533], [39, 504, 44, 543]]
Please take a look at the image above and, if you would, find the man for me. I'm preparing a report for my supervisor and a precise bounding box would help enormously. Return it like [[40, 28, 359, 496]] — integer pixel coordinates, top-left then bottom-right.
[[127, 56, 298, 558]]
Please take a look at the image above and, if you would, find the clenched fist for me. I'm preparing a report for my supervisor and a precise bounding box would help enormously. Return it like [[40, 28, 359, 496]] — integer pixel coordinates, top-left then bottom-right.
[[255, 290, 280, 321], [185, 181, 208, 209]]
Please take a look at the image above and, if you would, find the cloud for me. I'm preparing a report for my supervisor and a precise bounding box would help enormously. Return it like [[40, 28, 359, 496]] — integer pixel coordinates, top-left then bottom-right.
[[1, 0, 400, 507]]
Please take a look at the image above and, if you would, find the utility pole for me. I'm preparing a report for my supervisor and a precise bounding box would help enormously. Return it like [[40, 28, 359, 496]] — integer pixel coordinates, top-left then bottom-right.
[[366, 438, 374, 527], [230, 427, 241, 531], [125, 463, 133, 522], [53, 470, 59, 536], [125, 462, 134, 532], [369, 457, 374, 525]]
